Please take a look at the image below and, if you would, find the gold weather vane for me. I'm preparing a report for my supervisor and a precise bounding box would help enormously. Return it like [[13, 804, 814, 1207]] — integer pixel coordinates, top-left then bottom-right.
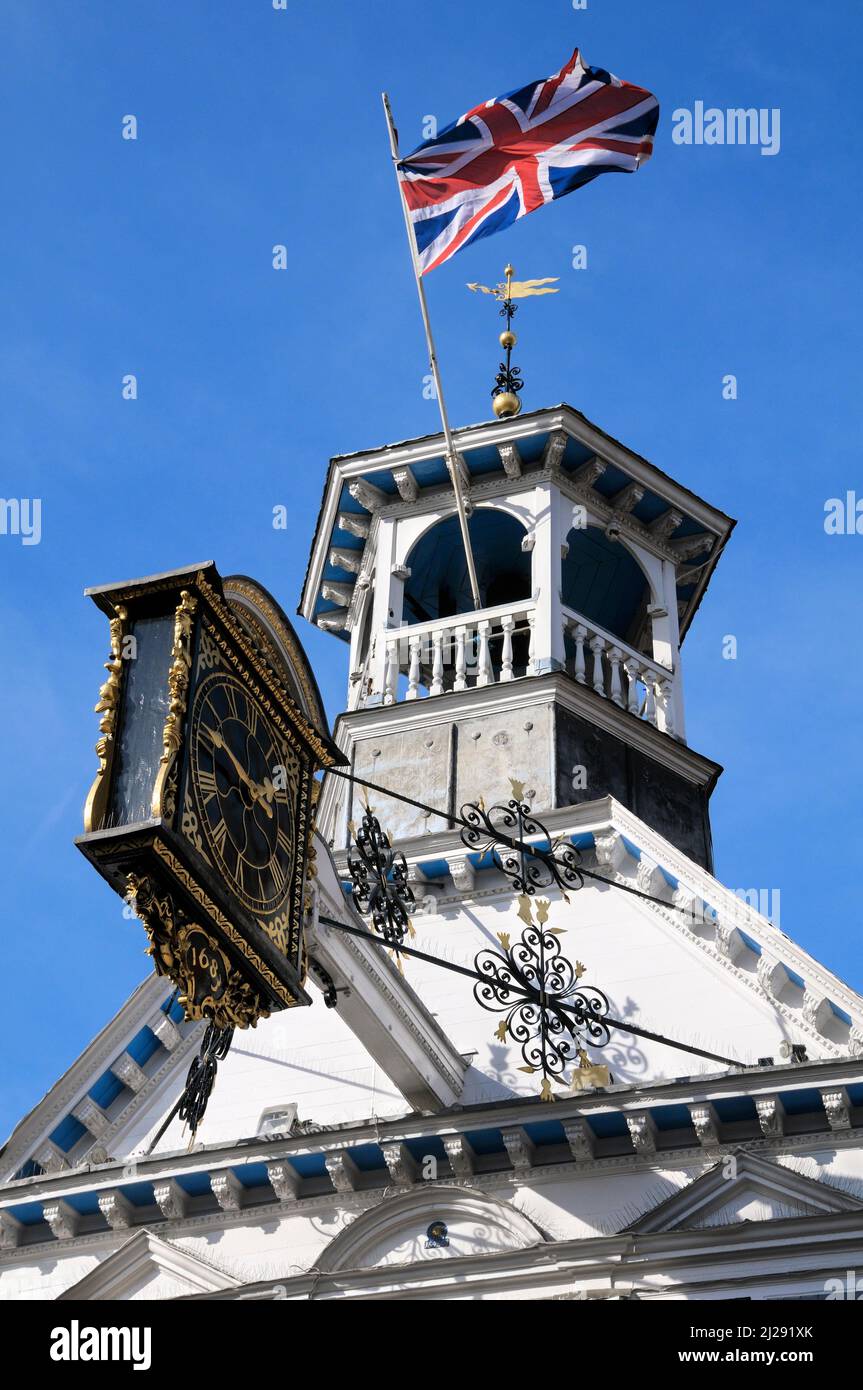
[[468, 265, 559, 419]]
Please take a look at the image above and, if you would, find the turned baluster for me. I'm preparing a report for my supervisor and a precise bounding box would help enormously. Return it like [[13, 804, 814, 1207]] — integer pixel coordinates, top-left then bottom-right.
[[572, 623, 588, 684], [657, 678, 675, 736], [642, 671, 657, 724], [608, 647, 624, 707], [384, 640, 398, 706], [453, 627, 467, 691], [500, 614, 515, 681], [527, 611, 538, 675], [430, 628, 445, 696], [589, 634, 607, 697], [406, 636, 421, 700], [477, 621, 493, 687], [623, 657, 641, 715]]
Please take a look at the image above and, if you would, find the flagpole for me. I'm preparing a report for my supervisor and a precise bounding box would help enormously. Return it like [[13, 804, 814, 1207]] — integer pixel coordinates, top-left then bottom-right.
[[382, 91, 482, 612]]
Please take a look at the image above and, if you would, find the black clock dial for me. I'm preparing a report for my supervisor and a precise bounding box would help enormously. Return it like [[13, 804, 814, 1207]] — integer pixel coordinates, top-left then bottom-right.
[[189, 670, 295, 914]]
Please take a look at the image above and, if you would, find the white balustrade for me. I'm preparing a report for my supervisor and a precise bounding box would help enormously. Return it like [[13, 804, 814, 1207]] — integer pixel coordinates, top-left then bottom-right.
[[363, 600, 536, 706], [563, 606, 677, 736], [359, 598, 678, 732]]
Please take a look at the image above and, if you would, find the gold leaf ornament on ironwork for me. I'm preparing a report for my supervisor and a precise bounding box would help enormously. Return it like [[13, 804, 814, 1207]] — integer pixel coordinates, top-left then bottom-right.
[[516, 894, 533, 927]]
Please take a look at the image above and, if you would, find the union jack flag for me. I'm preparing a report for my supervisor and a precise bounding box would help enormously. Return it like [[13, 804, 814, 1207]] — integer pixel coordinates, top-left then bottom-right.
[[399, 49, 659, 275]]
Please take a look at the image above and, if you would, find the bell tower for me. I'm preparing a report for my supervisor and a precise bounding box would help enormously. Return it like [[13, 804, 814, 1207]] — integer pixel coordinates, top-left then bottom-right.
[[301, 404, 734, 871]]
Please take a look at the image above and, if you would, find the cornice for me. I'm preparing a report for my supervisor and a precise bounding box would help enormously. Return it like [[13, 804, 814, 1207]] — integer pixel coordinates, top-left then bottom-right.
[[330, 672, 721, 789], [4, 1125, 862, 1273], [302, 404, 734, 626], [4, 1055, 860, 1215], [0, 974, 180, 1180], [603, 800, 863, 1039], [185, 1211, 863, 1301]]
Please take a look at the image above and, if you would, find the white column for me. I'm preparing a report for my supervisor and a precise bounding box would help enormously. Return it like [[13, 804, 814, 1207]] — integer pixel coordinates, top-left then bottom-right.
[[656, 554, 686, 741], [366, 515, 398, 699], [530, 480, 566, 674]]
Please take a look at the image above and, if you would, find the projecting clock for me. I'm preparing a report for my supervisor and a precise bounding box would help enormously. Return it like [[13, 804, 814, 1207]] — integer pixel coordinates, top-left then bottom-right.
[[76, 562, 344, 1027], [189, 669, 297, 918]]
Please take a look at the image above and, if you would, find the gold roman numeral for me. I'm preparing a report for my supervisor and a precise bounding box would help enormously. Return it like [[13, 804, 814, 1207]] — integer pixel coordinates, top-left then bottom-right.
[[212, 819, 228, 856], [271, 856, 287, 894], [198, 768, 218, 802]]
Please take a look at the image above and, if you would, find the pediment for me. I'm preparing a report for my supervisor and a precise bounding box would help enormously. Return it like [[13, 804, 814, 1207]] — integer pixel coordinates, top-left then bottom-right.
[[315, 1185, 546, 1273], [627, 1150, 863, 1234], [57, 1229, 240, 1301]]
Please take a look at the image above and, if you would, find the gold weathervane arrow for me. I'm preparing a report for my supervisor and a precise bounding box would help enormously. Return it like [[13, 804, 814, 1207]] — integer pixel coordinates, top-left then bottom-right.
[[467, 265, 559, 418], [467, 276, 560, 300]]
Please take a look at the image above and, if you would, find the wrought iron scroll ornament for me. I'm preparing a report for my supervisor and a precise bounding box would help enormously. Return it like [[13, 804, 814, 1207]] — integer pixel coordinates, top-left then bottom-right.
[[178, 1023, 234, 1139], [460, 779, 585, 899], [475, 894, 610, 1100], [346, 800, 416, 951]]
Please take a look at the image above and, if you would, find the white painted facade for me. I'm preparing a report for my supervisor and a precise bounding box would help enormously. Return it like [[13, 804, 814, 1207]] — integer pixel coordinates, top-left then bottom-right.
[[2, 407, 862, 1302]]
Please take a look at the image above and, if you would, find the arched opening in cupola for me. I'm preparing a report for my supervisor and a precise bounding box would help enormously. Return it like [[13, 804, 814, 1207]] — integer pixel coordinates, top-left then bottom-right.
[[403, 509, 531, 624], [561, 525, 653, 654], [399, 508, 533, 691]]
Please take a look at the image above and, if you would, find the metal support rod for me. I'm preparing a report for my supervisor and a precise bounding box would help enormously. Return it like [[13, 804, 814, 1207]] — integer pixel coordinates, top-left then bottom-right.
[[382, 91, 482, 611], [318, 915, 744, 1068], [326, 764, 700, 917]]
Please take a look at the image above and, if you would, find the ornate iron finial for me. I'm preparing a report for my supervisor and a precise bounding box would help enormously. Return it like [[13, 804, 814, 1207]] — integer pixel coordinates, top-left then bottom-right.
[[467, 266, 559, 419], [474, 895, 610, 1099], [346, 801, 416, 950], [459, 784, 584, 899]]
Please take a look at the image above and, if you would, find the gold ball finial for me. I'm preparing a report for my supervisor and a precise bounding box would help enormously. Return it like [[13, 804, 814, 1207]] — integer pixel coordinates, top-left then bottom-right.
[[499, 329, 517, 350], [505, 264, 515, 279], [493, 392, 522, 419]]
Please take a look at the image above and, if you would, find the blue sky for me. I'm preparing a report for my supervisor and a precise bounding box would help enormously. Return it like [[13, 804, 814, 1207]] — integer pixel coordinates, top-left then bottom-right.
[[1, 0, 861, 1139]]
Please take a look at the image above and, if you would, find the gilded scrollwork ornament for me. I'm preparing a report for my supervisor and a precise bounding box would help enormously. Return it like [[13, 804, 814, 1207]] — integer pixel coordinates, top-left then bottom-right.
[[83, 603, 129, 832], [125, 872, 269, 1030], [151, 589, 198, 820], [181, 787, 211, 865], [125, 872, 179, 978]]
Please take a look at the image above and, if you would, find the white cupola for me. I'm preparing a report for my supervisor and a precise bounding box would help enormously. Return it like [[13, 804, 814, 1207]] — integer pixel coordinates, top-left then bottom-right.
[[301, 403, 734, 870]]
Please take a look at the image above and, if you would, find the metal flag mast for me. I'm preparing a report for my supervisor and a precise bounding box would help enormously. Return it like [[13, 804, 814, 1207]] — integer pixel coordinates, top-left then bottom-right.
[[382, 92, 482, 612]]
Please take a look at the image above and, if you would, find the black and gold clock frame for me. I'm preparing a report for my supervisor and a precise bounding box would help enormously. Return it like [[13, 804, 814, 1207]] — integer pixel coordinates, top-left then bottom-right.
[[77, 561, 344, 1031]]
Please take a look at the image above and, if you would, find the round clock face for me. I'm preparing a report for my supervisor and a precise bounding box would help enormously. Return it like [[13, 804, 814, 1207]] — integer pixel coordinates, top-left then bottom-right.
[[188, 670, 295, 914]]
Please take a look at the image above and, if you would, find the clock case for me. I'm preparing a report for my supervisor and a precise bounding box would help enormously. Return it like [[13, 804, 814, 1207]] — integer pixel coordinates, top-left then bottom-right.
[[76, 562, 345, 1027]]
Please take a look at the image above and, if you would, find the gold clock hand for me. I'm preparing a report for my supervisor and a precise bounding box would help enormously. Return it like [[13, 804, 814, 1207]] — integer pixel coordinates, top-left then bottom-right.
[[209, 728, 274, 819]]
